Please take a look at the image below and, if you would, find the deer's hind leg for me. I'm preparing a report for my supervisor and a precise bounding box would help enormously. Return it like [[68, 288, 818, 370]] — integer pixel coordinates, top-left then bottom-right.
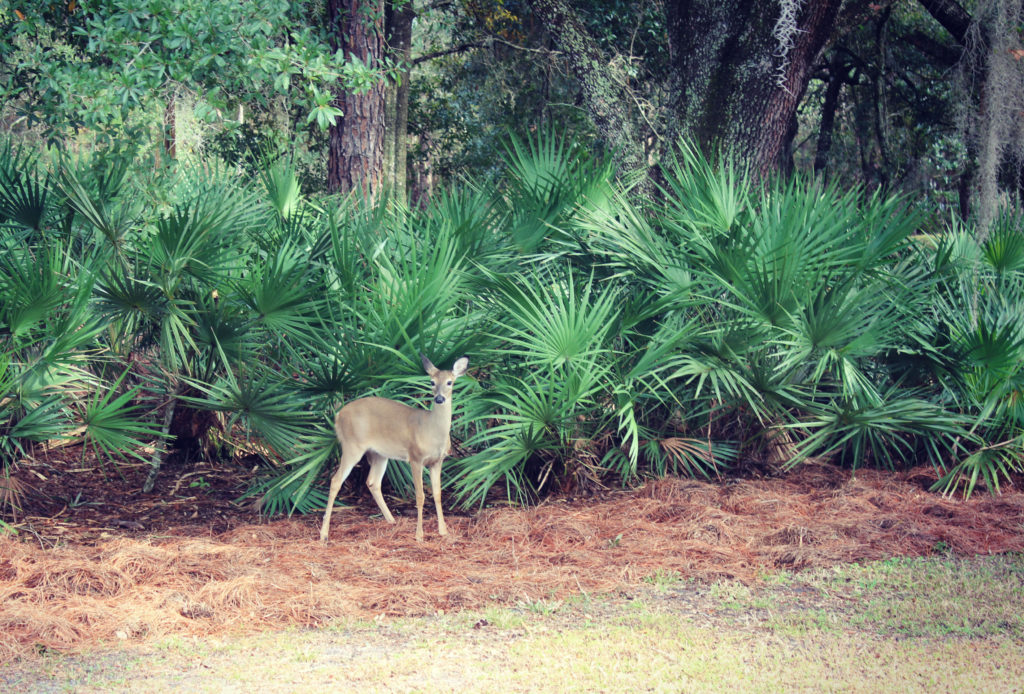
[[320, 445, 364, 542]]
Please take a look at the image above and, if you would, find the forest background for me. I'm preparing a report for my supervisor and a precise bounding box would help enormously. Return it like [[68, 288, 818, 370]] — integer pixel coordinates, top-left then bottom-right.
[[1, 0, 1023, 524]]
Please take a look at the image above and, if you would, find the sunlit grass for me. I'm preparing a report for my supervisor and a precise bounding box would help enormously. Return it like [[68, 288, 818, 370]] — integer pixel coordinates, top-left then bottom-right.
[[4, 554, 1023, 693]]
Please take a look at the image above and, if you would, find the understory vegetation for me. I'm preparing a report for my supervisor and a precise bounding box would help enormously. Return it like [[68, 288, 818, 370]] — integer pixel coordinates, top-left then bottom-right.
[[1, 130, 1023, 523]]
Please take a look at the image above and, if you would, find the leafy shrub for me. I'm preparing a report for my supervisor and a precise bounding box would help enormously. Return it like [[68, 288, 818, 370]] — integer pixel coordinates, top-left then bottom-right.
[[1, 130, 1021, 527]]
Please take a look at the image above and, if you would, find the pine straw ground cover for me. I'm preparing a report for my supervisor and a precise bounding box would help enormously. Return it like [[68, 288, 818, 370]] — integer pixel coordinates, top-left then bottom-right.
[[1, 464, 1023, 662]]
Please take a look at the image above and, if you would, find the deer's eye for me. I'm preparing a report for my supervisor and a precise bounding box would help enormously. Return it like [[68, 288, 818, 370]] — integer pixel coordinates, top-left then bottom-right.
[[446, 380, 453, 386]]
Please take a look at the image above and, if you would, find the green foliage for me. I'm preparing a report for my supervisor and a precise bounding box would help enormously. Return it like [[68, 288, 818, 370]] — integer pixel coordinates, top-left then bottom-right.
[[2, 127, 1022, 524], [407, 2, 596, 182], [81, 369, 166, 466], [450, 269, 619, 505], [919, 216, 1024, 497], [0, 138, 51, 230], [501, 129, 615, 253], [1, 0, 390, 142]]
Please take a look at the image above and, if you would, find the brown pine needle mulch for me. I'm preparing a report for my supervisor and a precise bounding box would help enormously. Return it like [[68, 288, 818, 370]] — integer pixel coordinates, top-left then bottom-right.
[[2, 464, 1023, 662]]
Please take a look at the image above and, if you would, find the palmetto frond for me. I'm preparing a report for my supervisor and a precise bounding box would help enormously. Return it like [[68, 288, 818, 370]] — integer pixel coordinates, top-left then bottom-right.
[[0, 138, 51, 231], [502, 127, 615, 253]]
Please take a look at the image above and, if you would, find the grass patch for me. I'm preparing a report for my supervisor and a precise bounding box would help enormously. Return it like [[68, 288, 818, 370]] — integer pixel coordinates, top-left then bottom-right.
[[764, 553, 1024, 637], [498, 616, 1024, 693], [2, 554, 1023, 693], [642, 568, 686, 591]]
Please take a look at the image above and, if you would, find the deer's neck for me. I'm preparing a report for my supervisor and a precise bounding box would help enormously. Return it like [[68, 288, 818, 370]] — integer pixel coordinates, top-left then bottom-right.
[[427, 400, 453, 433]]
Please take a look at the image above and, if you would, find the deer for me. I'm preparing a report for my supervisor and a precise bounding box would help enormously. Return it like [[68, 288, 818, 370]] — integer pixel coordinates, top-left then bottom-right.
[[319, 354, 469, 543]]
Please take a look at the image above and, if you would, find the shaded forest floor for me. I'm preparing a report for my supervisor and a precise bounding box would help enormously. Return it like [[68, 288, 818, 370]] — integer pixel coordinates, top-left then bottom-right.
[[2, 449, 1024, 662]]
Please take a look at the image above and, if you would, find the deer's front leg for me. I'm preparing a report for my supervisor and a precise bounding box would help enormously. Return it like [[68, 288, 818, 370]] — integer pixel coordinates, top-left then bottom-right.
[[429, 461, 448, 537], [411, 460, 426, 542]]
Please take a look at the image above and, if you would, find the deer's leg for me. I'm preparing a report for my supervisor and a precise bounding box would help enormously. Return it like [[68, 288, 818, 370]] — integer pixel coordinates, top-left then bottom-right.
[[365, 452, 396, 524], [411, 459, 426, 542], [429, 461, 448, 536], [320, 447, 363, 542]]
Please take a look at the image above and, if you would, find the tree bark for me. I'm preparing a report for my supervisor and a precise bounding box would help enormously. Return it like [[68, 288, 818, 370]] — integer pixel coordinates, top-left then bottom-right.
[[327, 0, 387, 199], [872, 7, 893, 188], [526, 0, 648, 179], [387, 1, 415, 205], [918, 0, 972, 44], [665, 0, 846, 178], [383, 12, 397, 195]]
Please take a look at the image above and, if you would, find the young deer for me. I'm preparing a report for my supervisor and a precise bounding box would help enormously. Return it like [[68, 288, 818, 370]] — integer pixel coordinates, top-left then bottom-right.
[[319, 355, 469, 543]]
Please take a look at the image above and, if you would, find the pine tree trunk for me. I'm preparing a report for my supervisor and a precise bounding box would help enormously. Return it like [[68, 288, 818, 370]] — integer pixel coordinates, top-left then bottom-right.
[[391, 3, 415, 206], [383, 45, 397, 193], [327, 0, 387, 199]]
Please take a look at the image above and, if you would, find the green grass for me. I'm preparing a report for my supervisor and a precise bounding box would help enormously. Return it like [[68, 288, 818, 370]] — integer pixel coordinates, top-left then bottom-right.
[[2, 554, 1023, 693], [760, 553, 1024, 638], [642, 568, 686, 591]]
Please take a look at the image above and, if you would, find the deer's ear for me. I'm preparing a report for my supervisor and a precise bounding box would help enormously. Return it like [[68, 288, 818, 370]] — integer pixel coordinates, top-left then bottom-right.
[[421, 353, 438, 375], [452, 356, 469, 377]]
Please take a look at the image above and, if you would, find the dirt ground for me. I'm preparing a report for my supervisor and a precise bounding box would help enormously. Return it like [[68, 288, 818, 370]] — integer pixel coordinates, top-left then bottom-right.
[[2, 448, 1024, 662]]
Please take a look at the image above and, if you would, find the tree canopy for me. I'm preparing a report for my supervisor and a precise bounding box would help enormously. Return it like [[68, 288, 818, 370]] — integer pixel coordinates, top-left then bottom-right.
[[4, 0, 1022, 218], [1, 0, 384, 141]]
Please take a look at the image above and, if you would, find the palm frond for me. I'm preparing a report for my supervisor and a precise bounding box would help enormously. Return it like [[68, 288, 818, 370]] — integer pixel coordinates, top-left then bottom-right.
[[932, 435, 1024, 498], [234, 239, 326, 343], [183, 373, 318, 460], [259, 155, 303, 222], [659, 138, 750, 237], [489, 268, 618, 370], [80, 370, 166, 465], [787, 390, 966, 470], [0, 138, 51, 231], [242, 427, 337, 516], [981, 207, 1024, 276], [502, 127, 614, 252]]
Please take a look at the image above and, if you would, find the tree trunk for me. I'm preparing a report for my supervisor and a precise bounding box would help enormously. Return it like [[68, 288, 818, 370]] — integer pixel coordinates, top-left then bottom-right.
[[969, 0, 1023, 237], [327, 0, 387, 199], [410, 131, 435, 209], [386, 1, 415, 206], [383, 14, 397, 195], [918, 0, 972, 44], [531, 0, 855, 182], [872, 7, 893, 188], [143, 387, 178, 494], [814, 53, 846, 176], [665, 0, 846, 178]]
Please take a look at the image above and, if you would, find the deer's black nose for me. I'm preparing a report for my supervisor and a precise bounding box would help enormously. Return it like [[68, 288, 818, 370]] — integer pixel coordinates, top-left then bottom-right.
[[435, 395, 446, 405]]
